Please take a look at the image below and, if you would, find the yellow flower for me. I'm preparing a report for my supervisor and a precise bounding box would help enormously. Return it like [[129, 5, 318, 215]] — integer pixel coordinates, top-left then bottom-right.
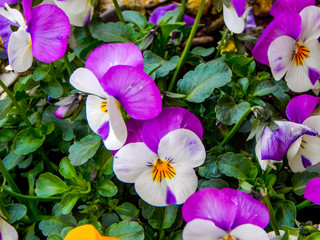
[[64, 225, 120, 240]]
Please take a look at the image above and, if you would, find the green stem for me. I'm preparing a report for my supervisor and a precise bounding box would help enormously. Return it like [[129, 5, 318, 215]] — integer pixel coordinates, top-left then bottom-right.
[[3, 188, 61, 202], [219, 107, 253, 147], [296, 200, 312, 211], [112, 0, 124, 23], [215, 29, 229, 58], [168, 0, 206, 92], [83, 25, 93, 43], [0, 79, 32, 127], [62, 54, 73, 77], [277, 187, 293, 195], [0, 159, 21, 194], [177, 0, 186, 22], [263, 193, 280, 236], [159, 230, 165, 240]]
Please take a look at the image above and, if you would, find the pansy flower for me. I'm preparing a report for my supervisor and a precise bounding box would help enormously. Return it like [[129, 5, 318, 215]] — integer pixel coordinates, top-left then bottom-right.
[[223, 0, 254, 34], [0, 217, 18, 240], [69, 43, 162, 150], [113, 107, 205, 206], [270, 0, 315, 17], [0, 0, 19, 7], [255, 94, 320, 171], [0, 0, 70, 72], [53, 0, 94, 26], [149, 4, 194, 26], [182, 188, 270, 240], [304, 177, 320, 205], [252, 6, 320, 92], [64, 224, 119, 240]]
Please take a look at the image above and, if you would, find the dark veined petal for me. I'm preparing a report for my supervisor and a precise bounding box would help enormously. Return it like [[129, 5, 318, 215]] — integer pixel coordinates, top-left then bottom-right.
[[100, 65, 162, 120], [286, 94, 320, 124], [304, 177, 320, 205], [182, 188, 270, 232], [28, 4, 70, 63], [270, 0, 315, 17]]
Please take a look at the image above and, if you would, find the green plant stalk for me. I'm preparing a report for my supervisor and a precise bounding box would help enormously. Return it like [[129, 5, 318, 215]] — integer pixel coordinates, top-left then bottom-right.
[[0, 159, 21, 194], [219, 107, 253, 147], [62, 54, 73, 77], [296, 200, 312, 211], [168, 0, 206, 92], [215, 29, 229, 58], [112, 0, 125, 23], [3, 188, 61, 202], [84, 25, 93, 43], [177, 0, 186, 22], [263, 193, 280, 236], [159, 230, 165, 240]]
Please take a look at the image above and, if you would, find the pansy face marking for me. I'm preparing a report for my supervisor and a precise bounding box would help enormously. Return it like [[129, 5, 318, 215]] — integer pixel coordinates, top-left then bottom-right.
[[222, 236, 238, 240], [294, 42, 310, 66], [100, 100, 108, 113], [150, 158, 176, 182]]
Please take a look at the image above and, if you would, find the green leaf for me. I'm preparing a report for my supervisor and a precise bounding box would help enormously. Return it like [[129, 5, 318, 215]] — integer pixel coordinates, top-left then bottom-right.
[[123, 10, 147, 30], [115, 202, 139, 221], [47, 235, 62, 240], [0, 97, 12, 120], [98, 179, 118, 197], [292, 171, 320, 196], [252, 79, 278, 97], [35, 173, 70, 197], [215, 95, 250, 125], [191, 46, 215, 57], [39, 219, 65, 237], [199, 179, 229, 190], [12, 128, 46, 155], [306, 232, 320, 240], [217, 152, 255, 180], [60, 191, 80, 214], [148, 205, 178, 230], [59, 157, 77, 180], [106, 221, 144, 240], [198, 155, 222, 179], [40, 79, 63, 99], [177, 60, 232, 103], [143, 51, 179, 78], [273, 200, 296, 228], [33, 67, 49, 81], [6, 204, 27, 223], [68, 135, 101, 166], [90, 22, 138, 43], [2, 151, 25, 170], [0, 128, 15, 142]]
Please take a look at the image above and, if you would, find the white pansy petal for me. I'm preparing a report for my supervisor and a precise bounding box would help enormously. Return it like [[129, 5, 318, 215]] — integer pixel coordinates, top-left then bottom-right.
[[135, 169, 168, 206], [288, 152, 305, 172], [166, 166, 198, 205], [102, 97, 127, 150], [0, 217, 18, 240], [157, 129, 205, 168], [86, 95, 109, 135], [183, 219, 227, 240], [69, 68, 108, 97], [287, 136, 302, 160], [8, 29, 33, 72], [53, 0, 87, 14], [285, 62, 314, 92], [268, 230, 298, 240], [299, 6, 320, 42], [4, 3, 27, 28], [113, 142, 157, 183], [231, 224, 269, 240], [65, 3, 93, 26], [223, 4, 245, 34], [268, 36, 296, 80], [304, 39, 320, 85]]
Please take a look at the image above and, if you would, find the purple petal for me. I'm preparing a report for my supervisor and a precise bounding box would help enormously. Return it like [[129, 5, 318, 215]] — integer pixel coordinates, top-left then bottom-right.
[[54, 105, 72, 119], [245, 7, 256, 30], [100, 65, 162, 120], [286, 94, 320, 124], [0, 14, 18, 50], [182, 188, 270, 232], [305, 177, 320, 205], [183, 14, 195, 27], [125, 118, 145, 144], [22, 0, 32, 24], [231, 0, 246, 17], [270, 0, 315, 17], [0, 0, 19, 7], [260, 121, 318, 161], [166, 186, 177, 205], [302, 155, 312, 168], [28, 4, 70, 63], [97, 121, 110, 141], [308, 67, 320, 85], [252, 11, 302, 65], [141, 107, 203, 153], [85, 43, 144, 81], [149, 4, 177, 24]]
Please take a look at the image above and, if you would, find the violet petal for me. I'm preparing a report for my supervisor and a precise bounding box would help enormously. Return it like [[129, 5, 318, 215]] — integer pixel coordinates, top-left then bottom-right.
[[270, 0, 315, 17], [305, 177, 320, 205]]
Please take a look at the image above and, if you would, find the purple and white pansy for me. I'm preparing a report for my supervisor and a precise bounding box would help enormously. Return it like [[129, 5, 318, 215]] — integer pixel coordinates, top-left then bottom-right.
[[304, 177, 320, 205], [0, 217, 18, 240], [252, 1, 320, 92], [182, 188, 270, 240], [256, 94, 320, 172], [53, 0, 93, 26], [0, 0, 19, 7], [69, 43, 162, 151], [0, 0, 70, 72], [113, 107, 205, 207]]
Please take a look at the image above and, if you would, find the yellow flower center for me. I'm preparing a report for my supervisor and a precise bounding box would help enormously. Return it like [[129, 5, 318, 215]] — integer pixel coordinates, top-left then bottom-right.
[[221, 236, 238, 240], [294, 43, 310, 66], [100, 100, 108, 113], [151, 159, 176, 183], [300, 138, 307, 149]]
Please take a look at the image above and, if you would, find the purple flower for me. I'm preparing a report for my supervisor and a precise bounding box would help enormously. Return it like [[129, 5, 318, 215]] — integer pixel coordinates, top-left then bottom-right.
[[113, 107, 205, 206], [252, 7, 320, 92], [69, 43, 162, 150], [0, 0, 70, 72], [53, 0, 94, 26], [182, 188, 270, 239], [305, 177, 320, 205], [270, 0, 315, 17], [149, 4, 194, 27], [0, 0, 19, 7]]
